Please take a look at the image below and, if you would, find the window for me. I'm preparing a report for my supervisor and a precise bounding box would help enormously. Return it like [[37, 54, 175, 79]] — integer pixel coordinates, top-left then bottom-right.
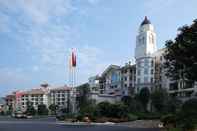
[[151, 78, 154, 83], [152, 34, 154, 44], [144, 59, 149, 66], [151, 69, 154, 74], [151, 60, 154, 67], [144, 77, 148, 83], [160, 56, 162, 61], [137, 70, 141, 75], [130, 76, 132, 80], [111, 72, 118, 83], [124, 84, 127, 88], [144, 68, 148, 74], [137, 78, 141, 84], [150, 34, 154, 44], [142, 37, 145, 44], [137, 61, 141, 67], [124, 77, 127, 81]]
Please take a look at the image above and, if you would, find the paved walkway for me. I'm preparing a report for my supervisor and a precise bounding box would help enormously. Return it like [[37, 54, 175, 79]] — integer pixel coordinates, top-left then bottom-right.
[[117, 120, 162, 128]]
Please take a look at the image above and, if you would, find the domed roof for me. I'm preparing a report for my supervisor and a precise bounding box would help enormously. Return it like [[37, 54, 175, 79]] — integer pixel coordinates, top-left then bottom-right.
[[141, 16, 151, 26]]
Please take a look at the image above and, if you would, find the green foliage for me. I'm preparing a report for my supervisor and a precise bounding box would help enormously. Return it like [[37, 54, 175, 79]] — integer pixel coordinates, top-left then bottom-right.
[[97, 102, 128, 118], [151, 88, 168, 112], [122, 96, 144, 113], [177, 98, 197, 131], [6, 105, 13, 115], [78, 101, 129, 120], [161, 114, 176, 127], [110, 103, 128, 118], [127, 113, 138, 121], [79, 104, 96, 119], [164, 19, 197, 83], [138, 88, 150, 111], [76, 83, 93, 112], [25, 101, 36, 115], [134, 112, 161, 120], [121, 96, 133, 106], [164, 97, 182, 114], [49, 104, 58, 115], [0, 111, 5, 115], [169, 128, 182, 131], [37, 104, 48, 115], [96, 101, 112, 117]]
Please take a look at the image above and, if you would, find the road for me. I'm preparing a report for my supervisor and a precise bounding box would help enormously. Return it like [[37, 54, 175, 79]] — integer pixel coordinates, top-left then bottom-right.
[[0, 116, 160, 131]]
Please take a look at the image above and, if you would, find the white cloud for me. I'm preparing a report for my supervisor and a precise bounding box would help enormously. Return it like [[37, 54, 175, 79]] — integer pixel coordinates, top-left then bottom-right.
[[0, 0, 75, 25], [0, 0, 113, 87], [0, 67, 29, 85]]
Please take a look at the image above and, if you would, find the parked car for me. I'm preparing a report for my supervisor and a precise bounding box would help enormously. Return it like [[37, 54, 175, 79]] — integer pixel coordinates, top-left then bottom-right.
[[13, 111, 27, 119]]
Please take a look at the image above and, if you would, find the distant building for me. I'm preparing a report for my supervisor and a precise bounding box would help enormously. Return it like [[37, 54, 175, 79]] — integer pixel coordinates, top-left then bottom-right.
[[20, 87, 49, 111], [4, 84, 74, 113], [49, 85, 71, 109], [0, 97, 6, 113], [89, 64, 135, 103]]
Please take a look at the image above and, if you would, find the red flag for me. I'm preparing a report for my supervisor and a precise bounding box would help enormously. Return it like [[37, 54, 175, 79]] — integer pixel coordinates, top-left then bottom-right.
[[71, 51, 76, 67]]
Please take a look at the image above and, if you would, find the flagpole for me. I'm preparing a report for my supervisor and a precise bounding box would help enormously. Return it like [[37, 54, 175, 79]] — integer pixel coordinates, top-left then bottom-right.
[[68, 48, 77, 113]]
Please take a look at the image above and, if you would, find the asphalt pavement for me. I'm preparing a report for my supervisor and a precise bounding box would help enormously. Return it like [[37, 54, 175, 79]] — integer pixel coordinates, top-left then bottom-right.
[[0, 116, 161, 131]]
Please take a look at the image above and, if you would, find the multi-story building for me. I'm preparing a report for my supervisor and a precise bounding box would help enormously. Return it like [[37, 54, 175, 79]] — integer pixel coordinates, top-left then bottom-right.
[[135, 16, 157, 93], [121, 63, 136, 96], [20, 87, 49, 111], [49, 85, 71, 109], [0, 97, 6, 113], [89, 16, 197, 103], [5, 84, 75, 113], [89, 64, 136, 103]]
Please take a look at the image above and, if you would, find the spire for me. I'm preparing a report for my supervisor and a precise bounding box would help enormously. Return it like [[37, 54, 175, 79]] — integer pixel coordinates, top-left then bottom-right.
[[141, 16, 151, 26]]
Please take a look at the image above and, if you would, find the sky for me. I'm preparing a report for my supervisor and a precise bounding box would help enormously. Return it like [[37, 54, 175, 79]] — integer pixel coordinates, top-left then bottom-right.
[[0, 0, 197, 96]]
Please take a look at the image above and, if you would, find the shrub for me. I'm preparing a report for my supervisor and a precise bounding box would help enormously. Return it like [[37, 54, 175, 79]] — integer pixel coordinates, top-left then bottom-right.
[[176, 98, 197, 131], [37, 104, 48, 115], [135, 112, 161, 120], [151, 88, 168, 113], [96, 102, 128, 118], [138, 88, 150, 111], [161, 114, 176, 128], [127, 113, 138, 121]]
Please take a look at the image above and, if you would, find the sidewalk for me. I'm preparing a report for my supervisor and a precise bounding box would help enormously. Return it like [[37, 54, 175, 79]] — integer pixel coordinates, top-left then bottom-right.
[[116, 120, 162, 128]]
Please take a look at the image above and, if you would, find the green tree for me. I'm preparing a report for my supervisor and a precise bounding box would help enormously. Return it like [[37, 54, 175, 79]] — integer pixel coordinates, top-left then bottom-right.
[[121, 96, 133, 106], [164, 19, 197, 84], [76, 83, 92, 111], [7, 105, 13, 115], [49, 104, 58, 115], [37, 104, 48, 115], [151, 88, 168, 112], [96, 101, 128, 118], [164, 97, 182, 114], [96, 101, 112, 117], [25, 101, 36, 116], [110, 103, 128, 118], [177, 98, 197, 131], [138, 87, 150, 111], [121, 96, 144, 113]]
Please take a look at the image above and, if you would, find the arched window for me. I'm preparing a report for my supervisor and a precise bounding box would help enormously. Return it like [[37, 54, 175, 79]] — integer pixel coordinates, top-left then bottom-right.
[[151, 34, 154, 44]]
